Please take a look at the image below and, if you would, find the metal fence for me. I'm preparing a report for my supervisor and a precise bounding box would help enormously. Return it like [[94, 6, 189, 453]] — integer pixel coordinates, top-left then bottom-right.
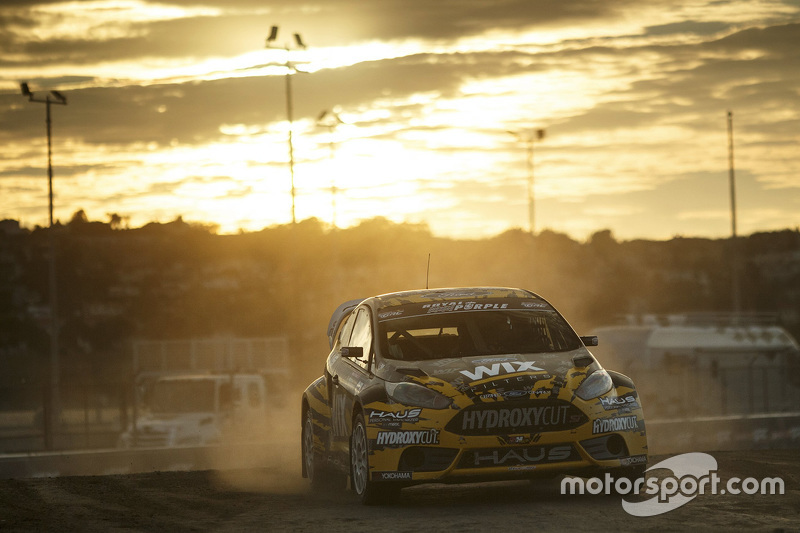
[[628, 364, 800, 420], [2, 362, 798, 453], [0, 381, 129, 453], [132, 337, 289, 376]]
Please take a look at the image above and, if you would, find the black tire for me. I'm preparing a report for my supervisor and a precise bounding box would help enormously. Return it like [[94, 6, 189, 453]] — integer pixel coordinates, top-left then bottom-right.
[[303, 408, 340, 489], [350, 413, 400, 505]]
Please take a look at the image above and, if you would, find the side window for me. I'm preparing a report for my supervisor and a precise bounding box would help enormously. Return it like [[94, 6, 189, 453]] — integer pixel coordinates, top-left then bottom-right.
[[337, 312, 356, 349], [348, 308, 373, 370]]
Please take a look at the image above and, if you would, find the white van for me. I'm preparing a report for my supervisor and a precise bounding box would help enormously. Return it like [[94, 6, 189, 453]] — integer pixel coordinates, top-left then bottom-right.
[[119, 374, 268, 447]]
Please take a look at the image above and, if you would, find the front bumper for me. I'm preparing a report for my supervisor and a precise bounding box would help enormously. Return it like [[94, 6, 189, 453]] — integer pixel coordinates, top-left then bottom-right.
[[365, 396, 648, 483]]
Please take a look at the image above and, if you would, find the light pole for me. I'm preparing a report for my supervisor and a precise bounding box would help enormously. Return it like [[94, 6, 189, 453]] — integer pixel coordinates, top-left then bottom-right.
[[266, 26, 307, 225], [727, 110, 742, 315], [317, 109, 344, 228], [508, 128, 546, 234], [21, 82, 67, 450]]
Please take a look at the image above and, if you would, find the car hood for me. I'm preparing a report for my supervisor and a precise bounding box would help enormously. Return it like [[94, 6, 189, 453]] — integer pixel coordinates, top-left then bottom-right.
[[379, 349, 595, 399]]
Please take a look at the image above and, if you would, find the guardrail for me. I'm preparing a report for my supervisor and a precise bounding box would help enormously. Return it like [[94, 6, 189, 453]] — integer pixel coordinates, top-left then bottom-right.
[[0, 441, 273, 479], [646, 411, 800, 455]]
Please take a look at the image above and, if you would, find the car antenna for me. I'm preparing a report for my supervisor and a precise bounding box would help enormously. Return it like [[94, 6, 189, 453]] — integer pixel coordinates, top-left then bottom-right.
[[426, 253, 431, 289]]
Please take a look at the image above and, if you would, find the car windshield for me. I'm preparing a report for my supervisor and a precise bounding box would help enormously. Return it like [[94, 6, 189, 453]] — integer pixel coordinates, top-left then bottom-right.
[[378, 309, 582, 361], [148, 379, 216, 413]]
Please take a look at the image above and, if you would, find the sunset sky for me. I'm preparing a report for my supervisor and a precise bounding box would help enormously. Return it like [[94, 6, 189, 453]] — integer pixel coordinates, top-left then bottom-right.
[[1, 0, 798, 240]]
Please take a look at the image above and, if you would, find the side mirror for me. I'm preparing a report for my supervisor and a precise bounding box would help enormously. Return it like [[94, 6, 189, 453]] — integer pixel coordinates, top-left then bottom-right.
[[341, 346, 364, 358], [580, 336, 598, 347]]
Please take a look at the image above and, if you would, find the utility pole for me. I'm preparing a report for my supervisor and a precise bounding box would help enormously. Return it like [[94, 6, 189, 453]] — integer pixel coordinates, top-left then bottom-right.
[[317, 109, 344, 228], [508, 128, 546, 234]]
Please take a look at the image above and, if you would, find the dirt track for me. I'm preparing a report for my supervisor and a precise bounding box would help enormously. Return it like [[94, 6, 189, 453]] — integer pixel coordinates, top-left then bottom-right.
[[0, 449, 798, 532]]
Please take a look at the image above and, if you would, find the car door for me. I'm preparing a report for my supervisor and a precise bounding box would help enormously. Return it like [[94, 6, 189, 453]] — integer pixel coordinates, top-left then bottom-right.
[[329, 306, 374, 448]]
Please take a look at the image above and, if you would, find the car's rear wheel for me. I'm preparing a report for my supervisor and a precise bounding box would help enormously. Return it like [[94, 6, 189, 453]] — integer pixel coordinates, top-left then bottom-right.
[[350, 412, 399, 505], [303, 408, 339, 489]]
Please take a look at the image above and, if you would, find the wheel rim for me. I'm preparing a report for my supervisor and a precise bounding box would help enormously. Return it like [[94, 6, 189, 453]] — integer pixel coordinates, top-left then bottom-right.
[[351, 421, 368, 494], [303, 413, 315, 481]]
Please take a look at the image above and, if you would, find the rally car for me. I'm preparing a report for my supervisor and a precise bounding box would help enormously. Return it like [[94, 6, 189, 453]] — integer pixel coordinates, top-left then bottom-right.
[[301, 287, 647, 503]]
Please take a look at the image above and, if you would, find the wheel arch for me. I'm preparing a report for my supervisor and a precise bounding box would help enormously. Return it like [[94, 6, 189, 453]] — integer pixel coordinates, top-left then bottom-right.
[[301, 395, 310, 420], [351, 399, 365, 424], [607, 369, 636, 390]]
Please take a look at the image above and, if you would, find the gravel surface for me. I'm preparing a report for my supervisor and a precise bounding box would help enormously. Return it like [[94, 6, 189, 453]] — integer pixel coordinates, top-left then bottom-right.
[[0, 449, 798, 532]]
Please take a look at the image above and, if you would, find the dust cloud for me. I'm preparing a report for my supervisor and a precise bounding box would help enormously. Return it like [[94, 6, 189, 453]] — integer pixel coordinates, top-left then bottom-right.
[[205, 397, 309, 494], [590, 330, 800, 456]]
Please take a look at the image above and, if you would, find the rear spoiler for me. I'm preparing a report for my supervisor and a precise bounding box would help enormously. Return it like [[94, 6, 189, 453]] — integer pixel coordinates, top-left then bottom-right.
[[327, 298, 365, 349]]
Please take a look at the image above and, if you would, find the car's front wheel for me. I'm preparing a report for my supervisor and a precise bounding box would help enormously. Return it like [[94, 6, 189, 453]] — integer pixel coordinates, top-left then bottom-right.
[[350, 412, 399, 505]]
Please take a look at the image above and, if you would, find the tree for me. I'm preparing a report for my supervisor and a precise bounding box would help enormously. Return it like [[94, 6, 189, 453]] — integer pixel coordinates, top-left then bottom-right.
[[69, 209, 88, 226]]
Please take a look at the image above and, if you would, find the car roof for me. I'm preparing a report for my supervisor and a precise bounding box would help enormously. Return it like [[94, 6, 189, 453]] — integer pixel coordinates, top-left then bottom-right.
[[328, 288, 548, 348], [371, 287, 538, 309]]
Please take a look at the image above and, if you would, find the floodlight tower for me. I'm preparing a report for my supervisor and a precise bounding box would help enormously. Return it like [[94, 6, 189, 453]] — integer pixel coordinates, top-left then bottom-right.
[[266, 26, 308, 225], [20, 82, 67, 450], [21, 83, 67, 226]]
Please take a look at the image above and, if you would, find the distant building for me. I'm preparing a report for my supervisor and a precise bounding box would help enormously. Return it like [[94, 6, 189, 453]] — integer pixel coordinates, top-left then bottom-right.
[[0, 219, 24, 236], [592, 314, 800, 417]]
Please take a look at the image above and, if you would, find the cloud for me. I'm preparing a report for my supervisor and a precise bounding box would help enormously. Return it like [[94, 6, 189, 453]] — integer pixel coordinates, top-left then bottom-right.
[[645, 20, 732, 37], [1, 1, 798, 238], [0, 0, 642, 71]]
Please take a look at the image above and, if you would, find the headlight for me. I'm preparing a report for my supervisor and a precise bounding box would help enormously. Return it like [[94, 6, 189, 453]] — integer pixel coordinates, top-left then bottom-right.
[[386, 381, 452, 409], [576, 369, 613, 400]]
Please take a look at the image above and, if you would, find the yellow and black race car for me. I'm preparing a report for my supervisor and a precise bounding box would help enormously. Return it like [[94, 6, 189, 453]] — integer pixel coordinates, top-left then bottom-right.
[[301, 287, 647, 504]]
